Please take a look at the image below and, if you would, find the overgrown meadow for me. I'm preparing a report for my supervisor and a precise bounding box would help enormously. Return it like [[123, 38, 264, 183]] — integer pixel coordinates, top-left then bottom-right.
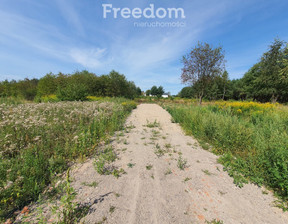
[[164, 101, 288, 208], [0, 97, 136, 219]]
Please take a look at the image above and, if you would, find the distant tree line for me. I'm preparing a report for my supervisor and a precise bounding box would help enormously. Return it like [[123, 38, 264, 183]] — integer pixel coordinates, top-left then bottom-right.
[[145, 85, 165, 98], [0, 70, 142, 101], [179, 39, 288, 103]]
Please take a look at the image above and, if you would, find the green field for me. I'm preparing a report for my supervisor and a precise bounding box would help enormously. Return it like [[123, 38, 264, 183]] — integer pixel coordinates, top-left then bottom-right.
[[0, 98, 136, 219]]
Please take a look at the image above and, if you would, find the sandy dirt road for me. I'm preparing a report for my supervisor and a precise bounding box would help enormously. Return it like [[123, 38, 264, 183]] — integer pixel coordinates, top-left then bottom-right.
[[69, 104, 288, 224]]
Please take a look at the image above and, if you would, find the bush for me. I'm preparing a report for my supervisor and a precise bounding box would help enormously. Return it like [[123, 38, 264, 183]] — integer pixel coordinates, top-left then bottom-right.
[[40, 94, 59, 103], [86, 96, 103, 101], [57, 82, 88, 101], [121, 101, 137, 112]]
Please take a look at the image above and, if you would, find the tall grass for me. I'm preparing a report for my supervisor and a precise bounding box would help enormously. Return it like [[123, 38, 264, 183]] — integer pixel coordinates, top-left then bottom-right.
[[0, 97, 26, 105], [165, 102, 288, 203], [0, 98, 136, 219]]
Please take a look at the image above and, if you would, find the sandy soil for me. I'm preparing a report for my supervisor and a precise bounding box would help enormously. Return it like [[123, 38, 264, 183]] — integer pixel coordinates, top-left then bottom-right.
[[19, 104, 288, 224]]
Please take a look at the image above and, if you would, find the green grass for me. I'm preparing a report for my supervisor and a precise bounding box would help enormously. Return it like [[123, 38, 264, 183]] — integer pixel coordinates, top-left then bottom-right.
[[145, 120, 160, 128], [81, 181, 98, 188], [0, 98, 136, 221], [165, 102, 288, 206], [0, 96, 26, 105], [94, 146, 118, 175], [93, 146, 126, 178], [146, 165, 153, 170], [152, 129, 160, 136], [165, 168, 172, 175], [114, 192, 121, 197], [111, 168, 126, 178], [183, 177, 191, 182], [202, 169, 213, 176], [205, 219, 224, 224], [109, 206, 116, 213], [127, 163, 135, 168], [177, 156, 187, 170], [50, 169, 91, 224], [164, 143, 172, 149], [154, 147, 165, 158], [96, 216, 107, 224]]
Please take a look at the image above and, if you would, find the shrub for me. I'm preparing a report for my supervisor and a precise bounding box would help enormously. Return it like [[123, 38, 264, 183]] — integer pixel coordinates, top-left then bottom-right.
[[40, 94, 59, 103], [86, 96, 103, 101], [57, 82, 88, 101]]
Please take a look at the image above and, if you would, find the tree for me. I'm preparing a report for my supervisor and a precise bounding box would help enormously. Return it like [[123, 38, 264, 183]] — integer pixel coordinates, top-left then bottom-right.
[[157, 86, 164, 98], [125, 81, 140, 99], [146, 89, 151, 96], [37, 73, 57, 97], [221, 71, 229, 100], [136, 87, 142, 96], [0, 79, 18, 97], [205, 78, 220, 101], [150, 86, 158, 96], [0, 70, 141, 101], [280, 45, 288, 78], [106, 70, 129, 97], [253, 39, 287, 103], [241, 63, 262, 101], [181, 42, 225, 104], [17, 78, 38, 100], [279, 45, 288, 102], [56, 78, 88, 101], [178, 86, 194, 98], [0, 80, 13, 97], [72, 70, 98, 96], [149, 86, 164, 97]]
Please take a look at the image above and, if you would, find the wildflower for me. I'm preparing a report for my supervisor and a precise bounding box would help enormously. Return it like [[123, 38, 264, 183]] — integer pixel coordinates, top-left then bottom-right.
[[20, 206, 29, 215], [33, 136, 41, 142], [4, 181, 13, 189]]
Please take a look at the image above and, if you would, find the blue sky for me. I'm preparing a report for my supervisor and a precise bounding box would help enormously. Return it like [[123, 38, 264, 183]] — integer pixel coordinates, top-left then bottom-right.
[[0, 0, 287, 94]]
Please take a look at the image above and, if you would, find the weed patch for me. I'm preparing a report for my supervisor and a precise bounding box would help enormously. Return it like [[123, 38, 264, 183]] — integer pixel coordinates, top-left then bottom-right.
[[205, 219, 224, 224], [165, 169, 172, 175], [165, 102, 288, 203], [202, 169, 213, 176], [183, 177, 191, 182], [145, 120, 160, 128], [81, 181, 98, 188], [177, 156, 188, 170], [51, 169, 90, 223], [0, 99, 136, 220], [146, 165, 153, 170], [127, 163, 135, 168]]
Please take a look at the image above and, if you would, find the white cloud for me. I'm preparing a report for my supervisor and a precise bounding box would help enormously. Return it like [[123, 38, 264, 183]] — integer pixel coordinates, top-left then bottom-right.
[[69, 48, 107, 69], [0, 0, 284, 94]]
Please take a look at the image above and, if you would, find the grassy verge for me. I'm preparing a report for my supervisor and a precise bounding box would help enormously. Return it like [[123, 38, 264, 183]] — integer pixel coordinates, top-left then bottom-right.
[[0, 97, 27, 105], [164, 101, 288, 208], [0, 98, 136, 220]]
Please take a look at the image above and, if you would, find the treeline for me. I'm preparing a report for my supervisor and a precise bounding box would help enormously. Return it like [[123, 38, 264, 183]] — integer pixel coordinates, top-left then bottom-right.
[[179, 39, 288, 103], [0, 70, 142, 101]]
